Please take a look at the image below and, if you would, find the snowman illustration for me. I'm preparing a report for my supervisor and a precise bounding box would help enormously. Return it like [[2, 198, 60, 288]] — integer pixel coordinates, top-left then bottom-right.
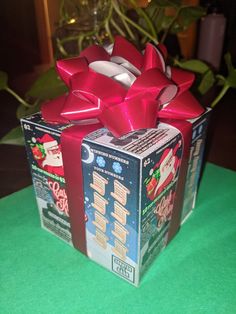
[[145, 141, 181, 200], [32, 134, 64, 176]]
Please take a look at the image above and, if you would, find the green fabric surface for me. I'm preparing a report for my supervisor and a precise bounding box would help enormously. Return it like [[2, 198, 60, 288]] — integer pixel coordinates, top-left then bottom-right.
[[1, 163, 236, 314]]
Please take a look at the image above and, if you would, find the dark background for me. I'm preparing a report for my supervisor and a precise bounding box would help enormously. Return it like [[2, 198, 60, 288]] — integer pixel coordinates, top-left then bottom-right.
[[0, 0, 235, 198]]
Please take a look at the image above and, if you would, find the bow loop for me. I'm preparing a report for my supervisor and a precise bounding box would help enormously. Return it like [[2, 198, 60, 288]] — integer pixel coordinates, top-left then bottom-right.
[[60, 71, 127, 121], [99, 95, 158, 137], [169, 67, 195, 96], [79, 44, 110, 63], [56, 57, 88, 87], [41, 95, 68, 124], [89, 60, 137, 88], [159, 91, 204, 120], [142, 43, 166, 73], [127, 68, 178, 105], [111, 35, 143, 70], [110, 56, 141, 76]]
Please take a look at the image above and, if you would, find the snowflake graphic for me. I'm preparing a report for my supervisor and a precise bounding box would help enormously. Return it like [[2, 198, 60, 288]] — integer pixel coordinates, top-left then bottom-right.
[[112, 162, 122, 174], [96, 156, 106, 168]]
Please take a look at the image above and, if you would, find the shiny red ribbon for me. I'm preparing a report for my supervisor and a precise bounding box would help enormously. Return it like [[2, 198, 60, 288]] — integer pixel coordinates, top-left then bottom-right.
[[41, 37, 205, 254], [41, 36, 204, 138]]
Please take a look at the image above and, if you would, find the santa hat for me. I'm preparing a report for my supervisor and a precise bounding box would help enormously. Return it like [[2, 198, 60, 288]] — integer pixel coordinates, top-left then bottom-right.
[[153, 148, 173, 171], [160, 149, 173, 170], [38, 134, 58, 150]]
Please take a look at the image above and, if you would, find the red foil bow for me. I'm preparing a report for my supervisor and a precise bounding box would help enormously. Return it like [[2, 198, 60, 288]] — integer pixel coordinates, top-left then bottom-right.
[[42, 36, 204, 137]]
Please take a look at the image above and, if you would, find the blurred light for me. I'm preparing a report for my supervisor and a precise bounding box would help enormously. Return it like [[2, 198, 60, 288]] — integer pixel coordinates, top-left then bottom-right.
[[68, 18, 76, 24]]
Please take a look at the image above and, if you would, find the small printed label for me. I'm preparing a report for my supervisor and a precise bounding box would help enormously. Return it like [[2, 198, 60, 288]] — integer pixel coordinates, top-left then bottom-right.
[[112, 255, 135, 283]]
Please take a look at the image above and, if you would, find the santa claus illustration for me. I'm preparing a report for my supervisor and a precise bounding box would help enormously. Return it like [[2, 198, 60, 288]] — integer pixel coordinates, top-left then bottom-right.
[[33, 134, 64, 176], [145, 141, 181, 200]]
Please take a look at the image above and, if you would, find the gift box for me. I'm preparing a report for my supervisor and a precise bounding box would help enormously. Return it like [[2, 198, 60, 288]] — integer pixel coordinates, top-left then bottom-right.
[[21, 37, 210, 286]]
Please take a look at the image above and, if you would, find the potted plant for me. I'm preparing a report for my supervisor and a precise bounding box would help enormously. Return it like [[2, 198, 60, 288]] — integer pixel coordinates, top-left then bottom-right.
[[0, 0, 234, 145]]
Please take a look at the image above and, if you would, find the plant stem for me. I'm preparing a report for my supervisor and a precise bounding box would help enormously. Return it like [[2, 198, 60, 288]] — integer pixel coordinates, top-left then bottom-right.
[[94, 33, 103, 45], [211, 84, 230, 108], [78, 35, 85, 52], [103, 0, 114, 43], [120, 18, 136, 41], [215, 74, 226, 86], [5, 87, 32, 108], [60, 32, 94, 44], [117, 2, 136, 41], [59, 0, 66, 26], [141, 6, 160, 45], [112, 0, 158, 44], [56, 38, 69, 56], [110, 18, 126, 37], [160, 7, 181, 43], [105, 20, 114, 42], [132, 2, 157, 40]]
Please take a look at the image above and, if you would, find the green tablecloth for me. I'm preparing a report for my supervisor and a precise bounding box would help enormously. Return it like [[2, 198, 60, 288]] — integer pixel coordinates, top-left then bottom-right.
[[1, 163, 236, 314]]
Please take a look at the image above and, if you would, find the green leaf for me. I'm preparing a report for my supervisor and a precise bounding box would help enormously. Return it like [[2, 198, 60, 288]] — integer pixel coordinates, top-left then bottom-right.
[[154, 9, 168, 32], [148, 2, 205, 34], [159, 15, 174, 30], [198, 70, 215, 95], [175, 59, 211, 74], [0, 126, 24, 145], [151, 7, 166, 31], [16, 101, 41, 119], [144, 1, 181, 33], [143, 4, 170, 32], [211, 83, 230, 108], [227, 69, 236, 88], [0, 71, 8, 90], [224, 52, 233, 73], [26, 67, 68, 101], [224, 53, 236, 88], [177, 6, 206, 31]]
